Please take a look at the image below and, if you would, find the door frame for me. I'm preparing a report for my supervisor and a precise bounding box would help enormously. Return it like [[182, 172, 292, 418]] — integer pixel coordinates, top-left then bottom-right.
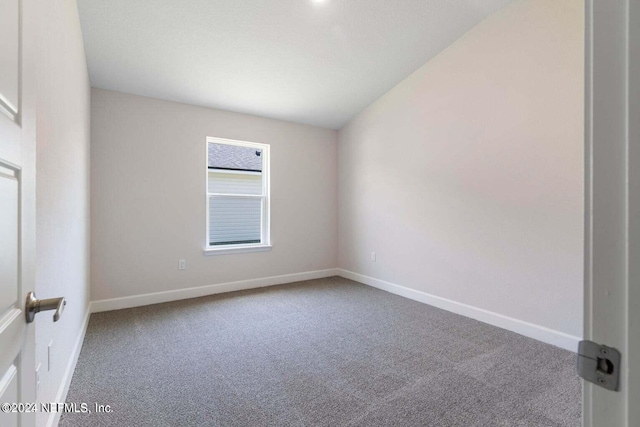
[[583, 0, 638, 426]]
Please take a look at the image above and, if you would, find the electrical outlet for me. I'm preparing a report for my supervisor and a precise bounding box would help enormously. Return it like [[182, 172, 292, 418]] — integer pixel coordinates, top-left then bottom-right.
[[47, 341, 53, 372], [178, 259, 186, 270], [35, 364, 41, 395], [371, 252, 376, 262]]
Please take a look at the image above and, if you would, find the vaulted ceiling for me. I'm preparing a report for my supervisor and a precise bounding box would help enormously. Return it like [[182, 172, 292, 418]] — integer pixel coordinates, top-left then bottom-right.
[[78, 0, 513, 129]]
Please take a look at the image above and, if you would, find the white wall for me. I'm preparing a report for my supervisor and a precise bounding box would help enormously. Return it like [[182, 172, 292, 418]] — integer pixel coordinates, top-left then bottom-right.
[[91, 89, 338, 301], [35, 0, 91, 426], [338, 0, 584, 338]]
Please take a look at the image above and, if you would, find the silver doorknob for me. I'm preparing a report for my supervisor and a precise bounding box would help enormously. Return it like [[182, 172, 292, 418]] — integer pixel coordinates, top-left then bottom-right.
[[25, 292, 66, 323]]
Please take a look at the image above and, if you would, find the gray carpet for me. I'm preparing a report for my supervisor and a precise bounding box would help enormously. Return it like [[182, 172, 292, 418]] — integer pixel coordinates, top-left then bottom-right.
[[61, 277, 581, 426]]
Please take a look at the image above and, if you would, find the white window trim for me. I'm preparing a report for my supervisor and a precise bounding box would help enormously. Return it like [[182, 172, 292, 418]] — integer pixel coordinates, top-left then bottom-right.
[[203, 244, 272, 256], [204, 136, 271, 255]]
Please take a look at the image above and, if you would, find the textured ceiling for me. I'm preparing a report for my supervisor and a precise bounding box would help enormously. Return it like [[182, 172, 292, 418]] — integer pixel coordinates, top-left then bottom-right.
[[78, 0, 512, 129]]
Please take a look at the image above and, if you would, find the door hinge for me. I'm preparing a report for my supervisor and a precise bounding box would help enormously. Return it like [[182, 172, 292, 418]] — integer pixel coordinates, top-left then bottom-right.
[[577, 340, 621, 391]]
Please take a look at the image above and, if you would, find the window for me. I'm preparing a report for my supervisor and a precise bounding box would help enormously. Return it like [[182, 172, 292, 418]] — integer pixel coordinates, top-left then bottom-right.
[[205, 137, 270, 255]]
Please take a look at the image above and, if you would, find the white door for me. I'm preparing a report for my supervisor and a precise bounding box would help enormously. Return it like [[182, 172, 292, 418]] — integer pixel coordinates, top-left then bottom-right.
[[583, 1, 638, 426], [0, 0, 37, 425]]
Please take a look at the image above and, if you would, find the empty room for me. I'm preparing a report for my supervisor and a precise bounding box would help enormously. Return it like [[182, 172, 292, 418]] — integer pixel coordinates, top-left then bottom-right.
[[1, 0, 638, 426]]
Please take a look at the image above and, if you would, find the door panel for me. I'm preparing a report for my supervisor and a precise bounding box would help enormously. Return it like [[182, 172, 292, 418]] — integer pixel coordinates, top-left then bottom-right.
[[0, 172, 18, 313], [0, 364, 18, 427], [0, 0, 36, 425], [0, 0, 20, 120], [0, 168, 22, 400]]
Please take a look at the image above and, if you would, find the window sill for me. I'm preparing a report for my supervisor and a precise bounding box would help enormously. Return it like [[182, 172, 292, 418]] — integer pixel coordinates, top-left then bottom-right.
[[203, 244, 272, 256]]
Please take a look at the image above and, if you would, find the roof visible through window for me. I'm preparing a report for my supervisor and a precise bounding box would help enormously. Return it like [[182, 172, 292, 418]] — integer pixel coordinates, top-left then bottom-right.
[[208, 143, 262, 172]]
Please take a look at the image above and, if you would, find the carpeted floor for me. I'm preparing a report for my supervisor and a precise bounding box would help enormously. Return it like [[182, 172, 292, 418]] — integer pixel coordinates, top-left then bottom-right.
[[61, 277, 581, 426]]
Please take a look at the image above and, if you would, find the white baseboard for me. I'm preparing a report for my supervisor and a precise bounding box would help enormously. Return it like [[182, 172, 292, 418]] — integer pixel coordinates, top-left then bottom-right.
[[46, 304, 91, 427], [91, 269, 339, 313], [336, 269, 581, 352]]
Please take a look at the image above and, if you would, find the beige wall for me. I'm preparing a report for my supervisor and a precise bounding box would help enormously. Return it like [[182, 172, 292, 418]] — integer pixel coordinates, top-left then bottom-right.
[[90, 89, 338, 301], [338, 0, 584, 337], [35, 0, 91, 425]]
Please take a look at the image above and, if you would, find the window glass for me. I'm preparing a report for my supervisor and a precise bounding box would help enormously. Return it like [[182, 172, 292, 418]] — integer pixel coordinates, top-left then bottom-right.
[[207, 139, 269, 249]]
